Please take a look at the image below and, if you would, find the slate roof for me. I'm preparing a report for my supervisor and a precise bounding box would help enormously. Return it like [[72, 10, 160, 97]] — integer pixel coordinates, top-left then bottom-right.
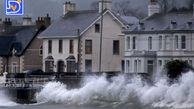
[[124, 11, 194, 33], [0, 36, 15, 56], [0, 25, 41, 56], [39, 10, 100, 38], [38, 9, 138, 38]]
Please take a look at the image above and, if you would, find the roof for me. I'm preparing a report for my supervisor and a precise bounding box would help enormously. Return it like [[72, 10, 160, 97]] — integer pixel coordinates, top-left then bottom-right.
[[124, 11, 194, 34], [38, 9, 138, 39], [14, 26, 37, 55], [39, 10, 100, 38], [0, 36, 15, 56], [0, 25, 42, 56]]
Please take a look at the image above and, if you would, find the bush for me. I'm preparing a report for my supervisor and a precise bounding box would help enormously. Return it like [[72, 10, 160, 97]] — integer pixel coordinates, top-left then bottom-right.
[[164, 60, 193, 79]]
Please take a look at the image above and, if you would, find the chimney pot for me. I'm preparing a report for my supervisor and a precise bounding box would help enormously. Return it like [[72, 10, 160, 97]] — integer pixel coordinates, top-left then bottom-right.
[[98, 0, 112, 13], [63, 1, 76, 16]]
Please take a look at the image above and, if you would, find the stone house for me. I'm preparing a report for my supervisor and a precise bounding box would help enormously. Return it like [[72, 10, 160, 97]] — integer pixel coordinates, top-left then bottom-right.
[[0, 15, 50, 73]]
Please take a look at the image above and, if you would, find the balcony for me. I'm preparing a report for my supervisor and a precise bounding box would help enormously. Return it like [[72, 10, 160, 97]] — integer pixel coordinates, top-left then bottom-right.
[[125, 50, 157, 57]]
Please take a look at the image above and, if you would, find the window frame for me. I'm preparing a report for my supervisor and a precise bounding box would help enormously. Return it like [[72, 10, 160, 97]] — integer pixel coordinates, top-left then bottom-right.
[[69, 40, 74, 54], [48, 40, 52, 54], [95, 24, 100, 33], [113, 40, 120, 55], [181, 35, 186, 49], [59, 40, 63, 53], [85, 40, 92, 54]]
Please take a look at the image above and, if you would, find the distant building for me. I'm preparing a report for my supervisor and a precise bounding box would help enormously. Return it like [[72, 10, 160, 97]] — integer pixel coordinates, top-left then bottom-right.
[[0, 15, 50, 73], [124, 0, 194, 75], [38, 1, 139, 73]]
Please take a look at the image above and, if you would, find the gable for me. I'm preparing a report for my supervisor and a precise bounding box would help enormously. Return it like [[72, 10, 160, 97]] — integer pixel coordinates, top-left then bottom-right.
[[80, 10, 126, 36]]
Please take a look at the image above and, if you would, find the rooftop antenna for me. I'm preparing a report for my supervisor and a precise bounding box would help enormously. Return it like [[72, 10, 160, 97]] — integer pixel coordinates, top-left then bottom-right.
[[99, 0, 104, 73]]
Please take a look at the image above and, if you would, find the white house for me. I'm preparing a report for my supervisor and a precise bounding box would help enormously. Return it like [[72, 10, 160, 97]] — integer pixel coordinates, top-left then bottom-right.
[[124, 0, 194, 75], [38, 1, 139, 73]]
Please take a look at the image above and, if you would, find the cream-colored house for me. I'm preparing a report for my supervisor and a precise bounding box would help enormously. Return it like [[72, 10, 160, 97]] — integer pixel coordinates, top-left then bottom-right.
[[38, 1, 139, 73]]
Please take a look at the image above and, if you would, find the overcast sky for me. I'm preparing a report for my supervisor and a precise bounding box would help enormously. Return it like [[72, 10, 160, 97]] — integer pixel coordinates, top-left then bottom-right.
[[0, 0, 191, 23]]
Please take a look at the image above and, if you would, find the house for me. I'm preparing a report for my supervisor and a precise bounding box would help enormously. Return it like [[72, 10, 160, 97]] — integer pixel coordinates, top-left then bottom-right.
[[124, 0, 194, 75], [38, 1, 139, 73], [0, 15, 50, 74]]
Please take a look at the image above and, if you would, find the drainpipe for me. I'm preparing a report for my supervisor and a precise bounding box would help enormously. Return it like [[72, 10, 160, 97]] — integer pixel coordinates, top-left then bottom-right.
[[77, 29, 80, 75], [6, 57, 8, 73]]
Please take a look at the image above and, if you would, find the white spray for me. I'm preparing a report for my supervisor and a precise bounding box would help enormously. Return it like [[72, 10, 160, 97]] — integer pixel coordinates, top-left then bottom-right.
[[36, 71, 194, 108]]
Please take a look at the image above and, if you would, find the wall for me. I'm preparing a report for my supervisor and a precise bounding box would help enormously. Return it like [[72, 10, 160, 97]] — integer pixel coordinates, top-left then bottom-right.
[[80, 12, 125, 72], [43, 38, 78, 72]]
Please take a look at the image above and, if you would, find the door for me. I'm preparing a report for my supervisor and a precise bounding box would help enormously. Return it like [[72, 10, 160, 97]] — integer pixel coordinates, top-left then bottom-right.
[[67, 61, 76, 72], [45, 61, 54, 72], [57, 61, 64, 72], [147, 60, 154, 76], [85, 60, 92, 73]]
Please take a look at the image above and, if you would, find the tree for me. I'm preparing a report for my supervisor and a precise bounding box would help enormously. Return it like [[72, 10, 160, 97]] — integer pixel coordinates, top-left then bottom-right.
[[164, 60, 193, 79]]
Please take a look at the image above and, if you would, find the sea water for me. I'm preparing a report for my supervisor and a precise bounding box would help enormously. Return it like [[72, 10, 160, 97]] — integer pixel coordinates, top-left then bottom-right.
[[1, 71, 194, 109]]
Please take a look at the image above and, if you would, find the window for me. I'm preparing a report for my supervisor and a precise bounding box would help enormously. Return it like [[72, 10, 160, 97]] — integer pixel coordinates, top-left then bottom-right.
[[181, 35, 186, 49], [59, 40, 63, 53], [134, 60, 137, 72], [147, 60, 154, 75], [138, 60, 141, 72], [48, 40, 52, 53], [175, 35, 179, 49], [148, 37, 152, 50], [85, 40, 92, 54], [85, 60, 92, 73], [133, 37, 136, 49], [127, 37, 130, 49], [189, 60, 193, 66], [95, 24, 100, 33], [40, 45, 43, 56], [159, 60, 162, 66], [12, 63, 17, 73], [159, 36, 162, 50], [69, 40, 74, 54], [126, 60, 130, 73], [113, 40, 120, 55]]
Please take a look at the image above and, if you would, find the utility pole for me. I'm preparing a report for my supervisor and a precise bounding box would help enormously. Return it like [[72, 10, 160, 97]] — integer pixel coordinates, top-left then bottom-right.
[[99, 0, 104, 73]]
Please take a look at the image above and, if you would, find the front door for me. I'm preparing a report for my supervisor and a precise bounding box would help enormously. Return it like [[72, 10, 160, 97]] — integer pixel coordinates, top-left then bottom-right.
[[57, 61, 64, 72], [67, 61, 76, 72], [45, 61, 54, 72]]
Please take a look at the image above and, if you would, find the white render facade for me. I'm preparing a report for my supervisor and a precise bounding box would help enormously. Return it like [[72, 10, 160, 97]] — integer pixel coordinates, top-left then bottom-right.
[[124, 32, 194, 75], [42, 38, 78, 72]]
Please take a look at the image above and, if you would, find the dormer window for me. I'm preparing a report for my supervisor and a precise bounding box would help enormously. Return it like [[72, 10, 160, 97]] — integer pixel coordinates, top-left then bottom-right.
[[171, 21, 177, 29], [95, 24, 100, 33]]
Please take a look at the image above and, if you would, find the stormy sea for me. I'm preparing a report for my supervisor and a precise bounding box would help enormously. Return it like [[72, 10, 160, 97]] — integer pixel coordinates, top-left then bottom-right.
[[1, 71, 194, 109]]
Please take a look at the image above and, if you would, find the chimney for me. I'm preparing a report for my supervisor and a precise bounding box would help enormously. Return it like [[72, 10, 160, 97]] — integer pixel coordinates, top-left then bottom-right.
[[22, 17, 32, 26], [98, 0, 112, 13], [44, 13, 51, 28], [3, 18, 12, 26], [36, 17, 44, 29], [148, 0, 160, 16], [63, 1, 76, 15]]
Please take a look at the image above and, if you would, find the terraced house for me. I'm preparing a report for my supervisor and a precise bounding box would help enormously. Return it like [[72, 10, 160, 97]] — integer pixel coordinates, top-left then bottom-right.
[[0, 15, 50, 74], [124, 0, 194, 75], [38, 1, 139, 73]]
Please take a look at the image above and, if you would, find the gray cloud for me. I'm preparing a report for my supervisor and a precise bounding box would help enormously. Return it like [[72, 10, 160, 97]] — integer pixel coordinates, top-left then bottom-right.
[[0, 0, 192, 23]]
